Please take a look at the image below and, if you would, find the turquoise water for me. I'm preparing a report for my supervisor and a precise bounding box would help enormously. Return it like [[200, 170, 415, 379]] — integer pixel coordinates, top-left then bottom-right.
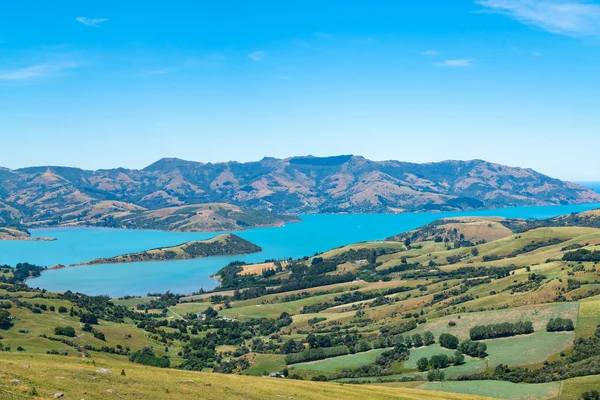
[[5, 202, 600, 297]]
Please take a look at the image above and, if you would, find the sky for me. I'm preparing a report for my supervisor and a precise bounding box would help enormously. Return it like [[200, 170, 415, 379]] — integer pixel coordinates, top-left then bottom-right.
[[0, 1, 599, 180]]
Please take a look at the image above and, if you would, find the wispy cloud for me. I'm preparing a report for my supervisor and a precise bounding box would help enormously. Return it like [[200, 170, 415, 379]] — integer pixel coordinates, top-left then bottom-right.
[[422, 50, 439, 56], [0, 62, 78, 81], [248, 51, 267, 62], [532, 51, 542, 56], [76, 17, 108, 27], [435, 59, 474, 67], [475, 0, 600, 37]]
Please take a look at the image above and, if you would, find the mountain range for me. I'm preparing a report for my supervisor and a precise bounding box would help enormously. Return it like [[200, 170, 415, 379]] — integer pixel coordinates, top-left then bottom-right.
[[0, 155, 598, 231]]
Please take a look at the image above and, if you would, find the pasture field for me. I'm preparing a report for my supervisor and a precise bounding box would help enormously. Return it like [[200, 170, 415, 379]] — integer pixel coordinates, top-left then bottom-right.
[[414, 381, 561, 400], [576, 299, 600, 338], [557, 374, 600, 400], [292, 348, 389, 373], [484, 331, 575, 367], [413, 302, 579, 340], [241, 354, 286, 376], [402, 344, 461, 370], [336, 359, 488, 383]]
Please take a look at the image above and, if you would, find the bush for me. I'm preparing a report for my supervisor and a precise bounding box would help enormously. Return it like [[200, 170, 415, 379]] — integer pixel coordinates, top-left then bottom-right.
[[580, 390, 600, 400], [93, 330, 106, 341], [54, 326, 76, 337], [58, 306, 68, 313]]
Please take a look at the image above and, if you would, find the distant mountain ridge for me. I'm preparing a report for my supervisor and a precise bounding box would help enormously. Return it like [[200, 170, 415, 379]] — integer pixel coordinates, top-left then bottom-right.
[[0, 155, 598, 230]]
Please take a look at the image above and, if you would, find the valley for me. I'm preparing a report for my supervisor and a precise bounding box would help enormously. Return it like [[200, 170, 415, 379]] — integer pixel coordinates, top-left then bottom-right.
[[2, 208, 600, 399]]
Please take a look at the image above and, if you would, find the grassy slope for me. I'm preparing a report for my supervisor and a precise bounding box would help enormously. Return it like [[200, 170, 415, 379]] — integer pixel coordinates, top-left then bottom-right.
[[0, 353, 493, 400], [292, 348, 390, 373], [75, 233, 261, 266]]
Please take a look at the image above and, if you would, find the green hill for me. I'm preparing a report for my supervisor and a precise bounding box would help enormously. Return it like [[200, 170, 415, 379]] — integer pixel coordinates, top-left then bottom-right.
[[4, 210, 600, 399], [69, 234, 261, 266]]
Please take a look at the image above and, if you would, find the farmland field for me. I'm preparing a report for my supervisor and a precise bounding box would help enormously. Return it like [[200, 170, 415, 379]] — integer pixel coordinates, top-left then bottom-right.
[[413, 302, 579, 340], [293, 348, 390, 373], [576, 299, 600, 338], [414, 381, 560, 400], [484, 331, 575, 367], [558, 375, 600, 400]]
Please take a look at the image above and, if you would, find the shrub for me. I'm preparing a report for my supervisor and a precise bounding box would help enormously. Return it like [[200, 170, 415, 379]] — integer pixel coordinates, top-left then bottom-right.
[[54, 326, 76, 337]]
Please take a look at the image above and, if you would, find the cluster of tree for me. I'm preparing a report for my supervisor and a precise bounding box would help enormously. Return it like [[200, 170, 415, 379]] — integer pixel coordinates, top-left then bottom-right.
[[563, 249, 600, 262], [0, 263, 45, 284], [439, 333, 459, 349], [470, 321, 533, 340], [417, 351, 464, 372], [547, 318, 575, 332], [136, 291, 181, 311], [212, 357, 251, 374], [458, 339, 487, 358], [508, 238, 565, 257], [82, 323, 105, 341], [129, 346, 170, 368], [580, 391, 600, 400], [0, 309, 12, 329], [331, 346, 411, 380], [54, 326, 76, 337]]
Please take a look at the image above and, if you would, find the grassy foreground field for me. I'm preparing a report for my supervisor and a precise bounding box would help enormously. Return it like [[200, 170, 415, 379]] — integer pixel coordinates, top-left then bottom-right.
[[0, 353, 493, 400]]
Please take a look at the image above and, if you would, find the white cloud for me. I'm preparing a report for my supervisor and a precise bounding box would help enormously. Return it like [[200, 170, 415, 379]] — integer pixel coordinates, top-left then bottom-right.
[[422, 50, 439, 56], [475, 0, 600, 37], [435, 59, 474, 67], [248, 51, 267, 62], [76, 17, 108, 27], [0, 62, 78, 81], [533, 51, 542, 56]]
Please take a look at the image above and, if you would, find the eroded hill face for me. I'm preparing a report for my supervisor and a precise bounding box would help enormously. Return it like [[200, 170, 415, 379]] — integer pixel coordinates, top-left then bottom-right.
[[0, 156, 598, 229]]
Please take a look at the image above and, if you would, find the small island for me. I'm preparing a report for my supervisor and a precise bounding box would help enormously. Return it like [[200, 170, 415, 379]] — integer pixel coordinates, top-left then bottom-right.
[[67, 234, 261, 267], [0, 227, 55, 241]]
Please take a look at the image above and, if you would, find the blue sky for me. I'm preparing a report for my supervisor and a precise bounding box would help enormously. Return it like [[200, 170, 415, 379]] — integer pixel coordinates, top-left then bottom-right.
[[1, 0, 599, 180]]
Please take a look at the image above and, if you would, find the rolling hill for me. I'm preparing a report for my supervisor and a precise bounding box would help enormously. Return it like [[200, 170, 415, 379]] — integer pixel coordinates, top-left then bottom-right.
[[70, 234, 261, 266], [4, 209, 600, 399]]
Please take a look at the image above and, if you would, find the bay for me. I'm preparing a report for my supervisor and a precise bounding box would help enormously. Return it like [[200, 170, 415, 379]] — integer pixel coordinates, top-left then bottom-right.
[[5, 202, 600, 297]]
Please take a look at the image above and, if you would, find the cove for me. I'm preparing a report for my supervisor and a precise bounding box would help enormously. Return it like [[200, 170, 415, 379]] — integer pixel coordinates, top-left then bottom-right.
[[8, 202, 600, 297]]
